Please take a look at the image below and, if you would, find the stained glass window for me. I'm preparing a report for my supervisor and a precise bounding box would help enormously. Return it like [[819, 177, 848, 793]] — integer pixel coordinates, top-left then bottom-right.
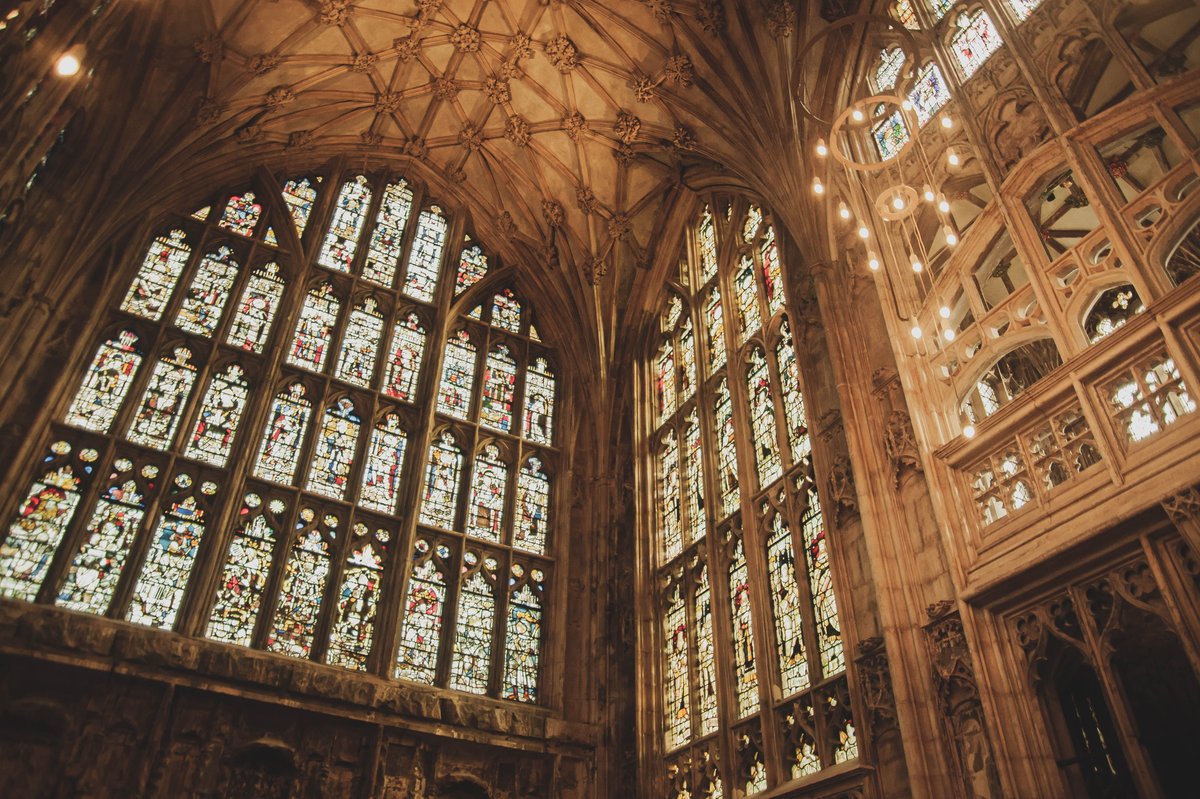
[[395, 538, 449, 682], [120, 230, 190, 321], [227, 262, 284, 353], [873, 110, 910, 160], [515, 458, 550, 554], [746, 348, 783, 488], [175, 246, 239, 337], [664, 584, 691, 749], [334, 297, 385, 387], [760, 228, 785, 316], [288, 283, 340, 372], [437, 330, 476, 419], [467, 445, 507, 542], [267, 507, 336, 658], [305, 397, 362, 500], [929, 0, 953, 20], [126, 475, 217, 629], [449, 551, 497, 693], [776, 320, 811, 462], [491, 289, 522, 333], [743, 205, 763, 242], [734, 257, 762, 342], [704, 289, 726, 374], [766, 512, 809, 694], [1007, 0, 1042, 21], [192, 207, 211, 221], [661, 431, 683, 559], [263, 227, 278, 246], [656, 341, 677, 427], [909, 62, 951, 126], [875, 47, 905, 91], [185, 364, 250, 467], [327, 524, 388, 670], [127, 347, 197, 450], [362, 179, 414, 287], [893, 0, 919, 28], [481, 345, 517, 432], [503, 563, 543, 702], [951, 10, 1002, 78], [714, 380, 740, 517], [728, 537, 759, 717], [383, 313, 427, 402], [455, 245, 488, 295], [282, 177, 318, 238], [207, 493, 285, 646], [318, 175, 372, 272], [694, 563, 719, 736], [403, 206, 448, 302], [799, 489, 844, 677], [254, 383, 313, 485], [218, 192, 262, 236], [679, 320, 697, 403], [65, 330, 144, 433], [698, 207, 719, 283], [420, 432, 462, 529], [360, 413, 408, 513], [523, 358, 555, 445], [684, 413, 707, 543]]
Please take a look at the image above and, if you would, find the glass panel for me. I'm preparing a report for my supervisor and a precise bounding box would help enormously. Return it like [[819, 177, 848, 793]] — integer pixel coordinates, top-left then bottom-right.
[[656, 341, 676, 427], [65, 330, 144, 433], [760, 228, 785, 316], [455, 245, 488, 296], [514, 457, 550, 555], [747, 348, 783, 489], [875, 47, 905, 91], [729, 538, 759, 717], [910, 63, 951, 126], [254, 383, 313, 485], [1007, 0, 1042, 22], [267, 507, 336, 658], [664, 584, 691, 750], [704, 288, 727, 374], [207, 492, 284, 646], [403, 207, 448, 302], [317, 175, 372, 272], [383, 313, 427, 402], [126, 346, 197, 450], [695, 563, 719, 736], [776, 320, 811, 463], [218, 192, 262, 236], [362, 179, 414, 287], [799, 490, 844, 677], [326, 524, 388, 670], [282, 177, 318, 238], [227, 262, 284, 353], [480, 344, 517, 432], [174, 246, 239, 337], [120, 230, 190, 321], [359, 413, 408, 514], [304, 397, 361, 500], [766, 513, 809, 694], [334, 297, 385, 387], [491, 289, 522, 333], [448, 551, 497, 694], [698, 207, 718, 283], [952, 11, 1003, 78], [679, 320, 697, 403], [684, 412, 707, 543], [419, 432, 462, 529], [466, 444, 507, 543], [715, 379, 740, 518], [523, 358, 556, 445], [734, 256, 761, 342], [873, 110, 910, 160], [395, 538, 449, 682], [436, 330, 476, 419], [502, 563, 543, 702], [743, 205, 763, 241], [661, 431, 683, 560], [185, 364, 250, 467], [287, 283, 341, 372]]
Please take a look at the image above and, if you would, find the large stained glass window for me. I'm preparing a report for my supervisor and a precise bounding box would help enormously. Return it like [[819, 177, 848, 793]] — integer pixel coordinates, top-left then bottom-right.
[[874, 47, 905, 91], [664, 583, 691, 750], [951, 10, 1003, 78], [0, 168, 560, 709], [909, 62, 951, 126]]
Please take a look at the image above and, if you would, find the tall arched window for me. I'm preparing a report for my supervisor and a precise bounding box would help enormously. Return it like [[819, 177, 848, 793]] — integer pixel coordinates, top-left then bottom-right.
[[0, 168, 560, 703], [651, 201, 857, 795]]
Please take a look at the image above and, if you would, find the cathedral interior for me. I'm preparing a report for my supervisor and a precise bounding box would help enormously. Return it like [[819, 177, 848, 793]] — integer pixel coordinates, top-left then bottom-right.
[[1, 0, 1199, 797]]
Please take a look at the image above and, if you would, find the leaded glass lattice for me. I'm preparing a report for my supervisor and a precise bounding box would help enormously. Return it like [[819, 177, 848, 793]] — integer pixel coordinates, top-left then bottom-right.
[[873, 110, 909, 160], [185, 364, 250, 467], [360, 413, 408, 514], [760, 228, 785, 316], [334, 297, 385, 387], [910, 62, 951, 125], [455, 245, 488, 295], [395, 539, 449, 682], [420, 432, 462, 529], [664, 584, 691, 750], [766, 512, 809, 695], [875, 47, 905, 91], [799, 489, 844, 677], [746, 349, 783, 488], [684, 413, 707, 544], [661, 431, 683, 560], [481, 345, 517, 432], [175, 247, 239, 337], [715, 380, 740, 518], [219, 192, 262, 237], [282, 177, 318, 238], [227, 262, 284, 353], [362, 179, 414, 287], [491, 289, 522, 333], [207, 493, 284, 646], [694, 563, 719, 736], [515, 458, 549, 555], [728, 538, 759, 717], [776, 320, 811, 463], [383, 313, 427, 402], [65, 330, 144, 433], [1007, 0, 1042, 21], [120, 230, 190, 321], [951, 10, 1002, 78], [437, 330, 476, 419], [704, 289, 726, 374], [449, 551, 497, 694], [734, 257, 762, 342], [656, 341, 676, 427], [326, 525, 388, 670], [698, 207, 718, 283], [267, 507, 336, 658], [318, 175, 372, 272], [679, 320, 697, 403], [305, 397, 362, 500], [403, 207, 447, 302], [523, 358, 555, 445], [255, 383, 313, 485], [127, 347, 197, 450], [288, 283, 340, 372], [503, 564, 543, 703], [466, 445, 507, 542]]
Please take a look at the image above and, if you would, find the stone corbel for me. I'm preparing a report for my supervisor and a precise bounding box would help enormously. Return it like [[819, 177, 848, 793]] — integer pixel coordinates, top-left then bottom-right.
[[1162, 487, 1200, 554]]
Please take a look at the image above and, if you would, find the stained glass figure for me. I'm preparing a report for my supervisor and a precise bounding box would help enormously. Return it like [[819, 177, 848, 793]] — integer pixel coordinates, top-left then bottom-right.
[[185, 364, 250, 467], [515, 458, 550, 555], [65, 330, 144, 433], [126, 475, 216, 629], [704, 289, 727, 374], [480, 345, 517, 432], [523, 358, 556, 445], [664, 296, 683, 333], [875, 47, 905, 91], [491, 289, 522, 333], [467, 445, 507, 542], [746, 348, 783, 488], [56, 460, 151, 614], [305, 398, 361, 500], [714, 380, 740, 517], [335, 297, 385, 387], [929, 0, 953, 20], [120, 230, 191, 321], [661, 431, 683, 560], [909, 62, 951, 126], [227, 262, 284, 353], [218, 192, 262, 236], [282, 177, 318, 239], [419, 432, 462, 529], [679, 319, 697, 403], [656, 341, 676, 427], [776, 320, 811, 463], [360, 413, 408, 513], [327, 525, 388, 670], [694, 563, 719, 736], [728, 538, 759, 717], [766, 513, 809, 694], [734, 256, 762, 342], [254, 383, 313, 485], [383, 313, 426, 402], [264, 226, 279, 247], [760, 228, 785, 316], [684, 412, 707, 544], [267, 507, 336, 658], [175, 246, 239, 337], [799, 489, 844, 677], [0, 443, 92, 601], [436, 330, 476, 419], [951, 10, 1002, 77], [468, 304, 482, 319], [395, 539, 449, 682], [873, 110, 910, 160], [503, 564, 543, 702], [664, 584, 691, 749], [125, 346, 197, 450], [362, 179, 415, 287], [288, 282, 340, 372], [449, 551, 497, 694], [743, 205, 763, 242], [698, 207, 719, 283], [192, 207, 211, 221], [1007, 0, 1042, 21], [403, 206, 448, 302], [318, 175, 372, 272], [207, 493, 285, 646], [455, 245, 488, 295]]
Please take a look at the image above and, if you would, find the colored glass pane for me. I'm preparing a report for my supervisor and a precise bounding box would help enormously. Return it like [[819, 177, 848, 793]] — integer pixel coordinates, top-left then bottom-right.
[[65, 330, 143, 433], [523, 358, 555, 445], [207, 494, 283, 646], [175, 246, 239, 337], [282, 177, 318, 238], [318, 175, 372, 272], [952, 11, 1002, 77], [743, 205, 763, 242], [910, 62, 951, 126], [661, 431, 683, 559], [455, 245, 488, 295], [760, 228, 785, 316], [656, 341, 676, 427], [267, 509, 335, 659], [185, 364, 250, 467], [767, 513, 809, 694], [126, 346, 197, 450], [334, 297, 385, 387], [466, 445, 507, 542], [254, 383, 313, 485], [218, 192, 262, 236], [664, 584, 691, 749], [734, 256, 762, 342], [263, 227, 278, 246], [491, 289, 521, 333], [120, 230, 191, 321], [227, 262, 284, 353], [395, 539, 449, 682], [480, 345, 517, 432], [436, 330, 476, 419], [449, 552, 497, 694], [383, 313, 426, 402], [502, 564, 543, 702], [800, 490, 844, 677], [728, 538, 759, 717], [327, 527, 388, 670], [714, 380, 740, 517], [305, 398, 361, 500], [746, 348, 783, 488], [664, 296, 683, 332], [929, 0, 953, 20], [776, 320, 811, 462], [875, 47, 905, 91], [1007, 0, 1042, 21], [360, 413, 408, 513], [704, 289, 726, 374], [287, 283, 340, 372], [698, 207, 718, 283], [893, 0, 919, 28], [873, 110, 910, 160], [403, 207, 448, 302], [694, 564, 719, 736], [684, 412, 707, 544], [515, 458, 550, 555], [192, 206, 211, 221], [362, 179, 414, 287], [420, 432, 462, 529], [679, 320, 697, 403]]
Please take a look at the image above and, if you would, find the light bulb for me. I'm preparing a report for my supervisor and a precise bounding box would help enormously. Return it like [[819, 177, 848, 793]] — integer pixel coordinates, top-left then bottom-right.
[[963, 424, 976, 439], [911, 258, 923, 273], [812, 177, 825, 195], [943, 328, 956, 342], [858, 226, 870, 239], [911, 325, 923, 339], [937, 194, 951, 213], [868, 253, 880, 271], [838, 202, 851, 220], [947, 149, 960, 166], [816, 138, 828, 157], [923, 184, 935, 203], [941, 115, 953, 129], [945, 227, 959, 246], [939, 305, 951, 319], [892, 195, 905, 211], [55, 53, 81, 76], [852, 108, 865, 122]]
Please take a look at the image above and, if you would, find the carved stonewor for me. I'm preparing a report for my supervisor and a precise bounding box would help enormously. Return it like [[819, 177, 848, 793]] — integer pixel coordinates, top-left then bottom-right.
[[827, 455, 858, 527], [884, 410, 922, 486]]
